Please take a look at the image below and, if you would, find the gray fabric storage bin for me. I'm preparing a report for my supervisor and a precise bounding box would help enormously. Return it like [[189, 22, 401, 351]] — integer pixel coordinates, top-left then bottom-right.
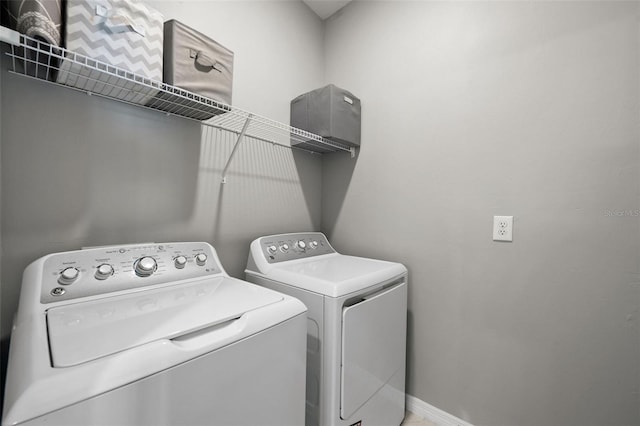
[[290, 84, 361, 149], [4, 0, 62, 46], [58, 0, 164, 104], [163, 19, 234, 108], [3, 0, 63, 80]]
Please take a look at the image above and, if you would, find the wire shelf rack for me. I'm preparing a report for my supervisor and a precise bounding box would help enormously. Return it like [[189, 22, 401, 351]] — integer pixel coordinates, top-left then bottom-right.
[[0, 27, 355, 157]]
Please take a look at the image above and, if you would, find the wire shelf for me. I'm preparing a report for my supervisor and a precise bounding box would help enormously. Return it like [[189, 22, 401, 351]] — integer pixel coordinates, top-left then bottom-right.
[[1, 27, 354, 155]]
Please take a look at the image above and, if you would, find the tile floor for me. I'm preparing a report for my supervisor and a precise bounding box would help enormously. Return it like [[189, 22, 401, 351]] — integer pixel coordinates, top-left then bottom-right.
[[401, 411, 437, 426]]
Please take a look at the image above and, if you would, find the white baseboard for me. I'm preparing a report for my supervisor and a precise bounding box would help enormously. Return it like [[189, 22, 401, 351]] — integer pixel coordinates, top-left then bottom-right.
[[405, 394, 474, 426]]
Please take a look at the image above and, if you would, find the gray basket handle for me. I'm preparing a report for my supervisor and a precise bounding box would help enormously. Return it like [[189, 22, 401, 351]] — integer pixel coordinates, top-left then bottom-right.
[[190, 49, 222, 72], [95, 5, 145, 36]]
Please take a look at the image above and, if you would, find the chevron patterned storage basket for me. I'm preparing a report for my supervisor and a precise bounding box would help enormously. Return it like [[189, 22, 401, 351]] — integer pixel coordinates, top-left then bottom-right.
[[57, 0, 163, 104]]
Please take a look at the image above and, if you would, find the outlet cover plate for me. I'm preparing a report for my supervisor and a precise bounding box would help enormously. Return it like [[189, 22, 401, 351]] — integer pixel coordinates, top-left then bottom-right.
[[493, 215, 513, 242]]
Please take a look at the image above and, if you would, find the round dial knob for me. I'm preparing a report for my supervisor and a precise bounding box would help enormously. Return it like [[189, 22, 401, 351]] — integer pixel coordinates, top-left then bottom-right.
[[280, 243, 290, 252], [297, 240, 307, 250], [174, 255, 187, 269], [58, 267, 79, 285], [195, 253, 208, 266], [134, 256, 157, 277], [94, 263, 114, 280], [310, 240, 318, 249], [267, 245, 277, 254]]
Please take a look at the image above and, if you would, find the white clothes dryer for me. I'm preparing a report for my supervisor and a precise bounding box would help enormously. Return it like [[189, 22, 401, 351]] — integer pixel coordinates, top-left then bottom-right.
[[245, 232, 408, 426], [2, 242, 307, 426]]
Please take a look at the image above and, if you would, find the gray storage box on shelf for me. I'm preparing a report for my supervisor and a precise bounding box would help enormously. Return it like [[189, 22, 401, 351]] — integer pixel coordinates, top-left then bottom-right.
[[290, 84, 361, 152], [3, 0, 63, 80], [56, 0, 164, 105], [153, 19, 233, 120], [4, 0, 63, 46]]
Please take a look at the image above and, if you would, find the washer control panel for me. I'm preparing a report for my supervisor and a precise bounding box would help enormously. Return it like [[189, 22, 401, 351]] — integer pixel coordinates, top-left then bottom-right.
[[41, 242, 220, 304], [259, 233, 334, 263]]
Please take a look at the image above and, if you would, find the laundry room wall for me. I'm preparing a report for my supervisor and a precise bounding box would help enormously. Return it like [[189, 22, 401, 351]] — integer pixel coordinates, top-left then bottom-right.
[[322, 2, 640, 426], [0, 0, 324, 351]]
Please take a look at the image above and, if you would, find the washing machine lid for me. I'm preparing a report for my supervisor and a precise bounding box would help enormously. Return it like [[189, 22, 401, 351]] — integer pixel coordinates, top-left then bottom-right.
[[262, 254, 407, 297], [47, 276, 283, 367]]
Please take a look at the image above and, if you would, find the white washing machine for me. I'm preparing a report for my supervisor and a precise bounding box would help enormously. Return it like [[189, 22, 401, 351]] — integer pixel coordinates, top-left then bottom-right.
[[245, 232, 408, 426], [2, 242, 307, 426]]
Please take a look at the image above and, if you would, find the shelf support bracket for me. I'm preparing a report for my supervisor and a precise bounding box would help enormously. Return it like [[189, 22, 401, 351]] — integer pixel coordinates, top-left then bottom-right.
[[221, 114, 253, 184]]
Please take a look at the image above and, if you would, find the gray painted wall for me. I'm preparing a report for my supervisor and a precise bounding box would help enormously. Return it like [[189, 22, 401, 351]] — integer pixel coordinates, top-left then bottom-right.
[[0, 1, 325, 340], [323, 1, 640, 426]]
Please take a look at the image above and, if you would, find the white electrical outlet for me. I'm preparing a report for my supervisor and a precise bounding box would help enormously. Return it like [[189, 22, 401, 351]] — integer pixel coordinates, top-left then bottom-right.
[[493, 216, 513, 242]]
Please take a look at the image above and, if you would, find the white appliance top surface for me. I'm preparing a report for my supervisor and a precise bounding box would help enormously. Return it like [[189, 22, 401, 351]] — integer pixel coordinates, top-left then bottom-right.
[[278, 254, 398, 281], [47, 276, 282, 367], [257, 254, 406, 297], [246, 233, 407, 297]]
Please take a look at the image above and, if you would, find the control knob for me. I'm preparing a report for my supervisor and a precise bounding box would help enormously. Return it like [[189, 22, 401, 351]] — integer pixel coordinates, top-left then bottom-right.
[[267, 245, 277, 255], [195, 253, 208, 266], [297, 240, 307, 250], [174, 255, 187, 269], [134, 256, 157, 277], [58, 267, 80, 285], [280, 243, 290, 252], [310, 240, 318, 249], [94, 263, 114, 280]]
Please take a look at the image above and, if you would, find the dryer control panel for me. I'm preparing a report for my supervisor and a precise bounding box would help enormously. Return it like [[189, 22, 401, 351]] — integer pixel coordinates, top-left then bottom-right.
[[258, 232, 335, 263], [40, 242, 221, 303]]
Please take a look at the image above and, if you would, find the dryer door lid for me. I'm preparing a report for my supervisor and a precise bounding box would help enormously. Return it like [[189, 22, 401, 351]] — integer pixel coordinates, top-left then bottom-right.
[[340, 281, 407, 419], [47, 277, 282, 367]]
